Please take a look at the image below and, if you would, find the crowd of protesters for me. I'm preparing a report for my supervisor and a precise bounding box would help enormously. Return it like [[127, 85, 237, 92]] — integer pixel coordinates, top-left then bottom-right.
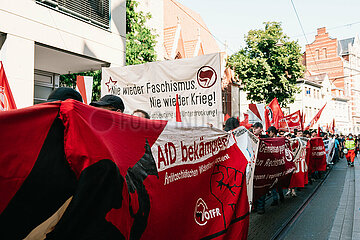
[[223, 116, 358, 215], [47, 87, 358, 216]]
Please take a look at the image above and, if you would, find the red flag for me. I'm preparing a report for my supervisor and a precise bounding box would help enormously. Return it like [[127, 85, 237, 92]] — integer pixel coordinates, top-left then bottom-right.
[[240, 113, 248, 125], [278, 110, 302, 132], [265, 98, 284, 129], [305, 103, 327, 130], [224, 113, 231, 122], [175, 94, 181, 122], [329, 119, 335, 134], [0, 61, 16, 110], [239, 113, 252, 129], [317, 125, 321, 137]]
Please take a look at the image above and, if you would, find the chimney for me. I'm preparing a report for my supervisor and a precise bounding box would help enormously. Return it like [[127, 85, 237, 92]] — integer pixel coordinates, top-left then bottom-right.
[[317, 27, 326, 35]]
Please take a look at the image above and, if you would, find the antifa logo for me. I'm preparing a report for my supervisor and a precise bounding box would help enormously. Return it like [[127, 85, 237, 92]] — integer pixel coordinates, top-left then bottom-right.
[[290, 114, 300, 123], [197, 66, 217, 88], [0, 87, 9, 111], [266, 106, 273, 123], [194, 198, 208, 226], [194, 198, 221, 226]]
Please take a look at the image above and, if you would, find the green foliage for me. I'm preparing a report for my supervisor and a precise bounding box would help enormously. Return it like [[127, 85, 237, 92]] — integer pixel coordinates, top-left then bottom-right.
[[227, 22, 305, 107], [126, 0, 157, 65], [60, 0, 157, 100], [59, 70, 101, 102]]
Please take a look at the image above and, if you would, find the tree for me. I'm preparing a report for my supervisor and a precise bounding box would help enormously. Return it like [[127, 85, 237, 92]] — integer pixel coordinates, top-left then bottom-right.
[[126, 0, 157, 65], [60, 71, 101, 102], [60, 0, 157, 100], [227, 22, 305, 107]]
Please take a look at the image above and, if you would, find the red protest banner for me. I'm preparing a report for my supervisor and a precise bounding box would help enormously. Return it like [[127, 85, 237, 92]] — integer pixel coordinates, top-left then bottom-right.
[[289, 138, 308, 188], [306, 137, 327, 173], [253, 137, 295, 201], [0, 100, 250, 239]]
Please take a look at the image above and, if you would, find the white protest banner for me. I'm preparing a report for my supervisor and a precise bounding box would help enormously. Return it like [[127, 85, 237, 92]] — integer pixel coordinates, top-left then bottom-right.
[[323, 139, 335, 164], [230, 126, 260, 208], [102, 53, 222, 128]]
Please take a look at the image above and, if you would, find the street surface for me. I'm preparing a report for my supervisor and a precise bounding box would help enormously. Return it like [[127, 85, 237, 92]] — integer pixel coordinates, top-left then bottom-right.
[[248, 157, 358, 240]]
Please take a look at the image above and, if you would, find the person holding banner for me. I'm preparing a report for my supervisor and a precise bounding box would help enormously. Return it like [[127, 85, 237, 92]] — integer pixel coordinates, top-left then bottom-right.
[[296, 131, 303, 138], [47, 87, 83, 102], [333, 134, 340, 163], [224, 117, 240, 132], [90, 95, 125, 112], [345, 134, 356, 167], [266, 126, 285, 206], [252, 122, 267, 214]]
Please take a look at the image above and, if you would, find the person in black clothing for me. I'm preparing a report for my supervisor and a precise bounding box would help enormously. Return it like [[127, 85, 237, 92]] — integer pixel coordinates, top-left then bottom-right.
[[224, 117, 240, 132], [91, 95, 125, 113], [265, 126, 285, 206], [47, 87, 83, 102]]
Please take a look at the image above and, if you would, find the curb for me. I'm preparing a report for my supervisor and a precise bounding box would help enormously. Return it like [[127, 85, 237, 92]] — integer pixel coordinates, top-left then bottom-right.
[[353, 158, 360, 239]]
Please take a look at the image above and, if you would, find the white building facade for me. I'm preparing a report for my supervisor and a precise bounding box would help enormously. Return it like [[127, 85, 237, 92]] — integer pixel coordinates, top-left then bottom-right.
[[288, 73, 351, 134], [0, 0, 126, 108]]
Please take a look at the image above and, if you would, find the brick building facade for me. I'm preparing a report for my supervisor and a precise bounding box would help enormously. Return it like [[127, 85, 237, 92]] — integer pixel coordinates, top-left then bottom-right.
[[304, 27, 360, 133]]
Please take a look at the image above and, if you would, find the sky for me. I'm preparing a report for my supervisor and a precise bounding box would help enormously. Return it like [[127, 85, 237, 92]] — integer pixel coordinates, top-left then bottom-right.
[[177, 0, 360, 54]]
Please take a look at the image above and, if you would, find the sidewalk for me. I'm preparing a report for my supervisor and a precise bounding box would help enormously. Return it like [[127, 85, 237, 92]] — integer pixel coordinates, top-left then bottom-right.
[[329, 157, 360, 240]]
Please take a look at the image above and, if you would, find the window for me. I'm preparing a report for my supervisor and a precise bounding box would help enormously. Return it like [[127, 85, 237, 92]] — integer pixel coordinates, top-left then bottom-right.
[[323, 48, 327, 58], [316, 49, 320, 60], [36, 0, 110, 29], [34, 70, 59, 104]]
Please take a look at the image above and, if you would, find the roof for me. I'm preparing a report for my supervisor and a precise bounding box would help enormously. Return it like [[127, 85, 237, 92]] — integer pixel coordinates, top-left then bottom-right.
[[307, 73, 328, 84], [296, 78, 322, 88], [338, 37, 354, 56], [163, 0, 220, 58], [164, 26, 177, 58]]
